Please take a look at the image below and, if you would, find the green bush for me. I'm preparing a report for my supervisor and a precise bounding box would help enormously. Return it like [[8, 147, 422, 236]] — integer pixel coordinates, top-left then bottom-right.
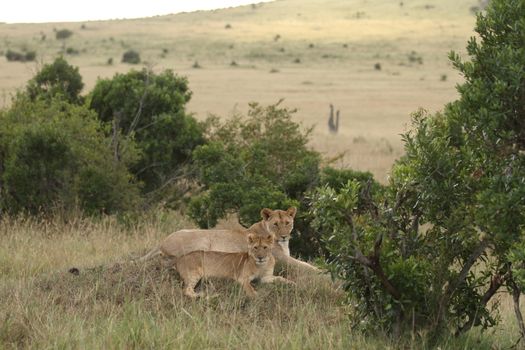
[[188, 101, 321, 255], [310, 0, 525, 338], [26, 57, 84, 104], [0, 97, 140, 216], [88, 69, 204, 199], [122, 50, 141, 64]]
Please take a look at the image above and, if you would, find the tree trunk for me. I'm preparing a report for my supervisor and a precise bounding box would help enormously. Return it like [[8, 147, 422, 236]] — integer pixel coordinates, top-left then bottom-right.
[[509, 279, 525, 342]]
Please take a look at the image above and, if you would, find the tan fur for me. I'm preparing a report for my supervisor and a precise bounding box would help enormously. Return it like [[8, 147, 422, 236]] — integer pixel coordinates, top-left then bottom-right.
[[140, 207, 319, 273], [175, 233, 294, 298]]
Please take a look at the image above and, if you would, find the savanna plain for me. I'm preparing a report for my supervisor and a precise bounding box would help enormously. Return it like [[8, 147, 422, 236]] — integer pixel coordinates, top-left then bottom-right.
[[0, 0, 519, 348]]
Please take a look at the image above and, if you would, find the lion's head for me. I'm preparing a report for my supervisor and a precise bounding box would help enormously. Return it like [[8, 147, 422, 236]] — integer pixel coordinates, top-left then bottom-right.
[[248, 233, 274, 265], [260, 207, 296, 243]]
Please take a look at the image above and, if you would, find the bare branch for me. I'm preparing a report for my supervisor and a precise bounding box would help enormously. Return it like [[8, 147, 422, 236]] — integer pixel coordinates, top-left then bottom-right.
[[112, 112, 121, 163], [346, 208, 401, 301], [128, 70, 151, 135], [455, 272, 505, 335], [451, 239, 491, 294], [439, 239, 492, 323], [509, 278, 525, 341]]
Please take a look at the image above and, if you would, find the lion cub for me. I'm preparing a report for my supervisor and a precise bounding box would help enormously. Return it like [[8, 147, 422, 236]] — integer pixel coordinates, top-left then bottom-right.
[[175, 233, 294, 298]]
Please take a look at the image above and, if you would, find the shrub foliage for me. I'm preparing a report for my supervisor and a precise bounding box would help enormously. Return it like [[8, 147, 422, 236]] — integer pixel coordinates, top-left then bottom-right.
[[188, 102, 320, 230], [26, 57, 84, 104], [0, 59, 203, 216], [89, 69, 204, 198], [0, 97, 140, 215]]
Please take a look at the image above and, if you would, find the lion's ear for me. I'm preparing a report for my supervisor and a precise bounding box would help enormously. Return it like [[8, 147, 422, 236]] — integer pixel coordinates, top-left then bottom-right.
[[261, 208, 273, 220], [265, 234, 274, 243], [286, 207, 297, 218], [247, 233, 256, 244]]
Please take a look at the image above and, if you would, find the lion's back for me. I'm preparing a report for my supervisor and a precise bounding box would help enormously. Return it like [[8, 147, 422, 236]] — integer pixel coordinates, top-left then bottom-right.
[[160, 229, 248, 258]]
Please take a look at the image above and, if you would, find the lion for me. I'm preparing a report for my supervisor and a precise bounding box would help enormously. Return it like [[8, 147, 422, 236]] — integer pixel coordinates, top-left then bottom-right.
[[140, 207, 318, 273], [176, 232, 294, 298]]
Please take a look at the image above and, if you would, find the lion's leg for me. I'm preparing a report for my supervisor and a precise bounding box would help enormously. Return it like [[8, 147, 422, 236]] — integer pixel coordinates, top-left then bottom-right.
[[183, 275, 202, 298], [277, 254, 320, 273], [137, 246, 161, 262], [240, 278, 257, 297], [177, 259, 203, 298], [261, 275, 296, 285]]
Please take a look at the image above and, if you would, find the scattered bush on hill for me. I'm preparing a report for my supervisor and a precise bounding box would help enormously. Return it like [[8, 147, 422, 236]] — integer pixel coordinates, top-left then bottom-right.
[[5, 50, 36, 62], [121, 50, 141, 64], [55, 29, 73, 40]]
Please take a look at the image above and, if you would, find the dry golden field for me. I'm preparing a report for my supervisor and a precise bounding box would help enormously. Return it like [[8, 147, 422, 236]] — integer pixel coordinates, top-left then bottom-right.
[[0, 0, 479, 181]]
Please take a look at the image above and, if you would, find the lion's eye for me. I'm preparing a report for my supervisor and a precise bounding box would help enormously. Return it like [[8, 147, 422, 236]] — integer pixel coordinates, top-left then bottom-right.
[[263, 246, 267, 249], [273, 223, 279, 227]]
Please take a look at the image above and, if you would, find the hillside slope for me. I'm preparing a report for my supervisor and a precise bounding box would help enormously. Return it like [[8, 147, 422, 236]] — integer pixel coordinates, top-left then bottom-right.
[[0, 0, 480, 180]]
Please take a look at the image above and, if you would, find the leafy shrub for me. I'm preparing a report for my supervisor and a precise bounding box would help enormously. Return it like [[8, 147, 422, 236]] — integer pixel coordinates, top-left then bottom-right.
[[121, 50, 140, 64], [188, 101, 321, 255], [55, 29, 73, 40], [310, 0, 525, 338], [88, 69, 204, 199], [26, 57, 84, 104], [0, 97, 140, 216]]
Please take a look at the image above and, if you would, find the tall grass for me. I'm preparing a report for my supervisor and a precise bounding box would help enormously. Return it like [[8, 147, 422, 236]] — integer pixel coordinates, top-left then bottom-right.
[[0, 214, 519, 349]]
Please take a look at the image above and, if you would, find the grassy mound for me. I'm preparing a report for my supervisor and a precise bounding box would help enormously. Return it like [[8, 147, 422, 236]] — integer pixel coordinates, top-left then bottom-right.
[[0, 216, 350, 349], [1, 258, 349, 349]]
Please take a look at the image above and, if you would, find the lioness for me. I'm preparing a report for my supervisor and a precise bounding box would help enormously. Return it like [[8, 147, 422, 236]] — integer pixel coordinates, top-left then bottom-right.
[[176, 233, 293, 298], [141, 207, 318, 272]]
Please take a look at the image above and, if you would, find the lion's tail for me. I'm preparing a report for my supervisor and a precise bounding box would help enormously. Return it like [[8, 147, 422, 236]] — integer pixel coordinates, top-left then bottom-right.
[[137, 246, 161, 262]]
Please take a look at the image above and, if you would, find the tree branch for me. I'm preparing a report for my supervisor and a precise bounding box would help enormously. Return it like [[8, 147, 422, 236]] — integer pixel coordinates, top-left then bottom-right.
[[345, 206, 402, 301], [128, 71, 151, 135], [438, 239, 492, 324], [509, 278, 525, 342], [455, 272, 505, 335], [112, 111, 121, 163]]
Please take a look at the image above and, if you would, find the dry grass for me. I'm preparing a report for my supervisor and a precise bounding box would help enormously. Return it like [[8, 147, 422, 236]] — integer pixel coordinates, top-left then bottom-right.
[[0, 0, 479, 181], [0, 215, 353, 349], [0, 214, 522, 349]]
